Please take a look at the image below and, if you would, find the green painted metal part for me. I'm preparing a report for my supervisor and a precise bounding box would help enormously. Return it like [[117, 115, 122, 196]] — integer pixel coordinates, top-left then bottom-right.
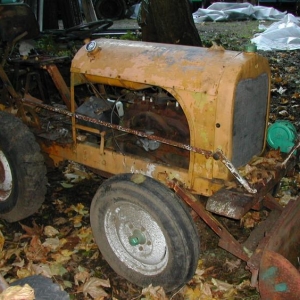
[[267, 120, 297, 153], [128, 230, 146, 246], [244, 44, 257, 53]]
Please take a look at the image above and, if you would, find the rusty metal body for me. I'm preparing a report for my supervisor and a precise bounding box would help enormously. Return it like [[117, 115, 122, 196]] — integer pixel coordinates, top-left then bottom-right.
[[256, 199, 300, 299], [0, 4, 299, 297], [49, 38, 271, 197]]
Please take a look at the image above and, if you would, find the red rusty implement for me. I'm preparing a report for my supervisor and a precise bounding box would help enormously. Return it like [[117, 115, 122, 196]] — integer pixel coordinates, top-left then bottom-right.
[[258, 198, 300, 299]]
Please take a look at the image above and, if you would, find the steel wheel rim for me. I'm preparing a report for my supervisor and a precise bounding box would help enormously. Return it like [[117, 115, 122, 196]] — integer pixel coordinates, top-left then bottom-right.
[[0, 150, 13, 201], [104, 201, 168, 275]]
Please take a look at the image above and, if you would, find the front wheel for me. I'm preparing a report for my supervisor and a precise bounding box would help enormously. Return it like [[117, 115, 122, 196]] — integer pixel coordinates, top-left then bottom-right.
[[90, 173, 200, 292], [0, 111, 47, 222]]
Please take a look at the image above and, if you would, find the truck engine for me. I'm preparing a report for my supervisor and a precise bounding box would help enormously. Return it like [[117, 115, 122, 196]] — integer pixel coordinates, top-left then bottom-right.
[[76, 86, 190, 168]]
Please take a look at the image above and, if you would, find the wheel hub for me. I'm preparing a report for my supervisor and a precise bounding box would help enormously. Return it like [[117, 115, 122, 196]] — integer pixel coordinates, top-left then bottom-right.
[[105, 201, 168, 275], [0, 150, 13, 201]]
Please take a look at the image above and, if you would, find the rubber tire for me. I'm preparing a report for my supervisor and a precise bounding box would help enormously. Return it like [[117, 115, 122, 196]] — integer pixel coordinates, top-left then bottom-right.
[[43, 0, 59, 30], [94, 0, 127, 20], [0, 111, 47, 222], [90, 173, 200, 292], [10, 275, 69, 300], [59, 0, 83, 29]]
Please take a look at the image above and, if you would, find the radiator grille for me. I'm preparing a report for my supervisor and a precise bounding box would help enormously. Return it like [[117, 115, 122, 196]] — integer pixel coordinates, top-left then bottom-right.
[[232, 73, 269, 167]]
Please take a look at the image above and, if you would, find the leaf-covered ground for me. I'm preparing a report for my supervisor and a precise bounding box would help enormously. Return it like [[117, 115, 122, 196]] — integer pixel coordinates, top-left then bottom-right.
[[0, 164, 262, 300], [1, 18, 300, 300]]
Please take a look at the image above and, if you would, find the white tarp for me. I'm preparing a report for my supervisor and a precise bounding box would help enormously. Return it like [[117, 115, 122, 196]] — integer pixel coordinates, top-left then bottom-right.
[[192, 2, 300, 51], [251, 14, 300, 50], [192, 3, 287, 22]]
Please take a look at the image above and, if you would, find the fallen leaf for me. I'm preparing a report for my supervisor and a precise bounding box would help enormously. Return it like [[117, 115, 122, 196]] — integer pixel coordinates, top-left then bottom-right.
[[60, 182, 74, 188], [131, 173, 146, 184], [30, 263, 52, 278], [141, 284, 168, 300], [70, 215, 83, 228], [82, 277, 110, 299], [3, 248, 22, 261], [200, 282, 213, 297], [74, 270, 90, 285], [53, 217, 68, 226], [42, 237, 61, 251], [240, 211, 261, 229], [277, 86, 287, 95], [191, 260, 208, 284], [12, 259, 25, 268], [52, 200, 66, 213], [237, 280, 251, 291], [16, 268, 32, 279], [63, 280, 73, 288], [0, 230, 5, 252], [224, 181, 237, 190], [279, 194, 297, 206], [183, 284, 213, 300], [251, 211, 261, 222], [90, 250, 99, 260], [49, 263, 67, 277], [211, 278, 233, 291], [292, 92, 300, 99], [222, 286, 238, 298], [61, 236, 80, 250], [19, 221, 43, 239], [184, 286, 202, 300], [76, 227, 96, 251], [224, 258, 241, 272], [67, 203, 89, 216], [63, 161, 92, 181], [0, 284, 34, 300], [25, 236, 49, 262], [50, 249, 73, 264], [44, 226, 59, 237], [209, 41, 225, 51], [239, 164, 256, 177]]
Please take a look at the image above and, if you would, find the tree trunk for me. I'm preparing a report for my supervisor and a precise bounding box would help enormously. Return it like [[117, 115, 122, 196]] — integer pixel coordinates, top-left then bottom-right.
[[138, 0, 202, 46]]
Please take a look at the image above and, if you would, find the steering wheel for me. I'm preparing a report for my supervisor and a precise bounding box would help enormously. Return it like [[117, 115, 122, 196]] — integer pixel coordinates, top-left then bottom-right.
[[64, 20, 113, 40]]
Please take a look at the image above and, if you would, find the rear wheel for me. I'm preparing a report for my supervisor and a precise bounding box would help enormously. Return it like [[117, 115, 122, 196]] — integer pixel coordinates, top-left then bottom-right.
[[94, 0, 127, 20], [0, 111, 47, 222], [90, 173, 199, 292], [43, 0, 59, 30], [59, 0, 83, 29]]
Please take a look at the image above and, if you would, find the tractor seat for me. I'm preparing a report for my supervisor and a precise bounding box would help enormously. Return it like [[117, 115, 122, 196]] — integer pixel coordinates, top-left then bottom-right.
[[0, 3, 71, 67], [0, 3, 39, 43]]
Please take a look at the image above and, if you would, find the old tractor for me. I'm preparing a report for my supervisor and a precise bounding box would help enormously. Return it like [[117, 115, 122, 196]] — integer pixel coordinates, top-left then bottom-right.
[[0, 3, 300, 298]]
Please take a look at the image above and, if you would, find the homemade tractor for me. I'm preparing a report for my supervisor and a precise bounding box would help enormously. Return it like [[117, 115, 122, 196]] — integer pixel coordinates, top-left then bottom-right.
[[0, 3, 299, 298]]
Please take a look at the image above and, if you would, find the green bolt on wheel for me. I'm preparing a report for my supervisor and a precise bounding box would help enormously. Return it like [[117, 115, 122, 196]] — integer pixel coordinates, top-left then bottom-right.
[[129, 230, 146, 246]]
